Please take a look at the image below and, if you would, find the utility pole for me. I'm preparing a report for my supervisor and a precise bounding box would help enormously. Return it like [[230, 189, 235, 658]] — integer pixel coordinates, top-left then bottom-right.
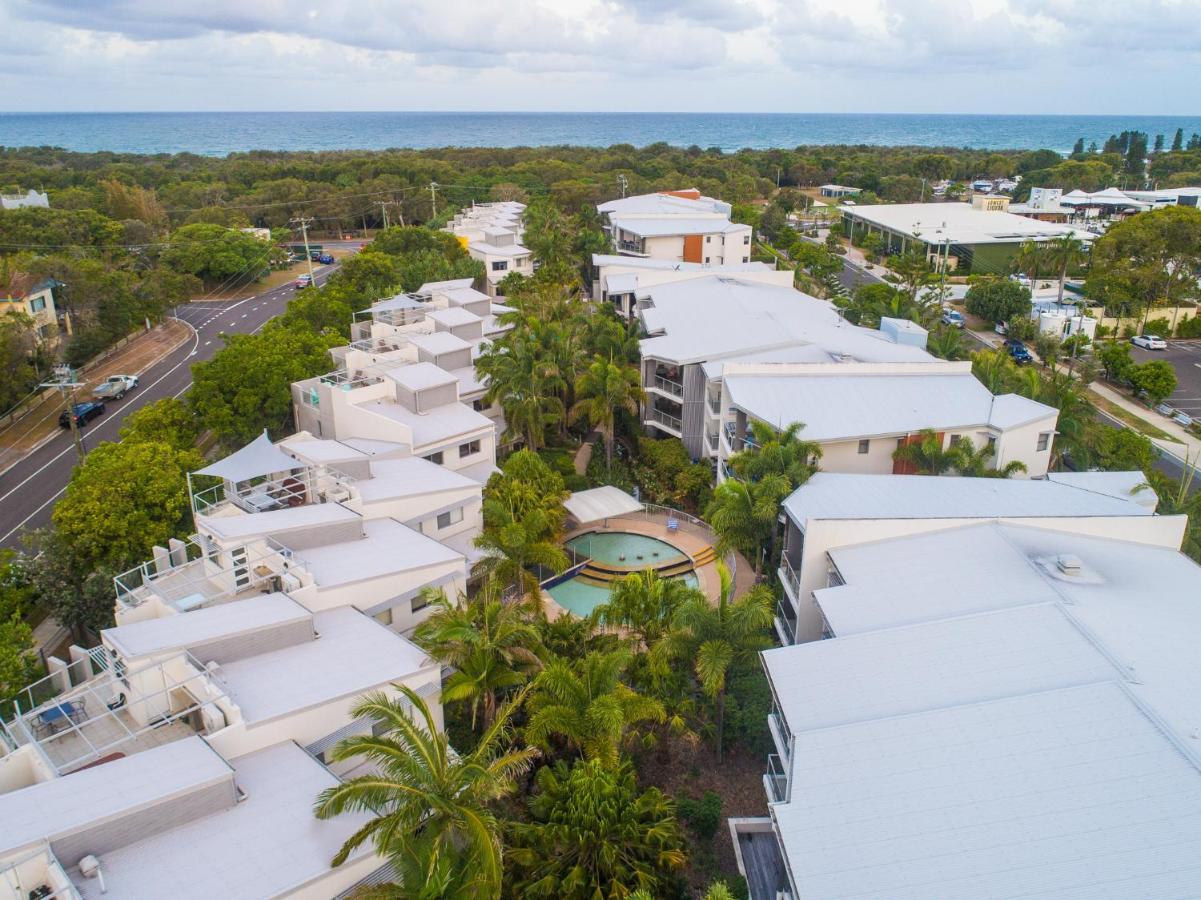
[[617, 174, 628, 199], [429, 182, 439, 219], [290, 216, 316, 285], [43, 364, 85, 464], [375, 201, 390, 230]]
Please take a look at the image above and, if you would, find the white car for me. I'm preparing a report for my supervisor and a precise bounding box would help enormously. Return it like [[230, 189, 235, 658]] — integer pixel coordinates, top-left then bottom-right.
[[1132, 334, 1167, 350], [1009, 274, 1031, 288]]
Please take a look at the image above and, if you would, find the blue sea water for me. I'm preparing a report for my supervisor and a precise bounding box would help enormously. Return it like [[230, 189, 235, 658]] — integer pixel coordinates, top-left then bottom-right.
[[0, 111, 1199, 157]]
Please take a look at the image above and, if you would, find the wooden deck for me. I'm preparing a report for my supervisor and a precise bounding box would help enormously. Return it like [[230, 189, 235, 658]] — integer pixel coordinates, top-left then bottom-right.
[[739, 829, 789, 900]]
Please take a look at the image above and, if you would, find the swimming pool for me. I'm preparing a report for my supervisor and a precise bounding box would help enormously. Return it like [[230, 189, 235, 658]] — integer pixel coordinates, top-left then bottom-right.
[[546, 531, 696, 618]]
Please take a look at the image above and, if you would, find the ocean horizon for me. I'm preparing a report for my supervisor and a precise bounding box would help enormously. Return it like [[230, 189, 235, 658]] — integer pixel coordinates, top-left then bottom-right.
[[1, 111, 1199, 157]]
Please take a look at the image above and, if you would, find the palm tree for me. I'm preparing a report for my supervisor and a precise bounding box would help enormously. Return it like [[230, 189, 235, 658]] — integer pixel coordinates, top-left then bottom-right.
[[657, 563, 773, 762], [1014, 240, 1046, 285], [1144, 458, 1201, 561], [892, 429, 959, 475], [971, 348, 1019, 394], [949, 438, 1028, 478], [524, 649, 665, 767], [472, 512, 569, 601], [927, 324, 966, 360], [1045, 234, 1089, 305], [413, 586, 544, 730], [730, 420, 822, 489], [313, 685, 538, 899], [592, 569, 705, 649], [704, 475, 790, 574], [570, 356, 644, 465]]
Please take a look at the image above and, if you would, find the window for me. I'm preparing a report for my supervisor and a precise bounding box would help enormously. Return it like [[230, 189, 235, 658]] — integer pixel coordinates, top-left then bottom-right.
[[704, 256, 710, 264], [424, 451, 444, 465], [472, 398, 486, 411], [437, 507, 464, 530], [705, 235, 712, 243], [411, 592, 431, 613], [373, 607, 393, 627], [1037, 432, 1051, 452], [744, 235, 751, 245], [491, 260, 508, 272], [949, 435, 962, 447], [857, 439, 870, 454], [742, 256, 749, 263], [987, 436, 997, 451], [459, 439, 481, 458], [29, 296, 46, 313]]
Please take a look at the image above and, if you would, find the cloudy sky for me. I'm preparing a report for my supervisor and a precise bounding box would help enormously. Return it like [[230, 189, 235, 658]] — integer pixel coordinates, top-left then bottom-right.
[[3, 0, 1199, 113]]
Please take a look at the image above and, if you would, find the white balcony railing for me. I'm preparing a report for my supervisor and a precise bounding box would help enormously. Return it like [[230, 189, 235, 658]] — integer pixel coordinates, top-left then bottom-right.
[[780, 555, 801, 600], [647, 408, 682, 433]]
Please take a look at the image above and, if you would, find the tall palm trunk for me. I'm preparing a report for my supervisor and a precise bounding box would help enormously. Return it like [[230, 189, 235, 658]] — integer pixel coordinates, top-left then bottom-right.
[[715, 687, 726, 764]]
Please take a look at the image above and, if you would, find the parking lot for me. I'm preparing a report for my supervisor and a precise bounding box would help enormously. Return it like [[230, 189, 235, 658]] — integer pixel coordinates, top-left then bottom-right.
[[1130, 339, 1201, 418]]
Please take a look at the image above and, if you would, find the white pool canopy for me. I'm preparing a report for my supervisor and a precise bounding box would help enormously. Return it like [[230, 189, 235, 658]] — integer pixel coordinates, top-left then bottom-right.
[[563, 486, 643, 524]]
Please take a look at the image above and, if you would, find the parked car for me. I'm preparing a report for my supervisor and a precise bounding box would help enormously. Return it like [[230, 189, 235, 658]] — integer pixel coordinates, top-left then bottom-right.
[[1174, 412, 1194, 427], [316, 253, 335, 265], [1006, 341, 1033, 364], [941, 309, 965, 328], [293, 274, 313, 289], [1132, 334, 1167, 350], [92, 374, 139, 401], [58, 401, 105, 429]]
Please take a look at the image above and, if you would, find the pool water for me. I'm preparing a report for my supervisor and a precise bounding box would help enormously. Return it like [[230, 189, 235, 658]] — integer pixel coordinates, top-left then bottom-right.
[[548, 530, 695, 618], [565, 532, 686, 566], [547, 572, 699, 619]]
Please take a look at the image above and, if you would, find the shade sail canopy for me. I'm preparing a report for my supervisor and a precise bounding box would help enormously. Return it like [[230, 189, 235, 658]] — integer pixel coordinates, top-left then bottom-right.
[[371, 294, 425, 313], [563, 486, 643, 524], [196, 432, 298, 483]]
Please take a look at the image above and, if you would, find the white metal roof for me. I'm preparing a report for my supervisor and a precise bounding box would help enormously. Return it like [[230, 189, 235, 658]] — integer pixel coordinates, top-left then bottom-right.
[[359, 456, 481, 502], [604, 272, 639, 293], [841, 202, 1094, 245], [598, 191, 728, 217], [286, 518, 463, 589], [195, 431, 298, 482], [610, 215, 747, 238], [563, 486, 643, 524], [361, 397, 493, 448], [103, 593, 310, 659], [638, 277, 932, 366], [385, 361, 458, 392], [198, 502, 360, 542], [427, 306, 482, 328], [218, 606, 432, 723], [71, 741, 373, 900], [280, 437, 370, 466], [0, 737, 232, 857], [408, 331, 473, 356], [417, 277, 475, 293], [774, 681, 1201, 900], [723, 368, 1054, 441], [764, 603, 1117, 734], [782, 472, 1155, 524]]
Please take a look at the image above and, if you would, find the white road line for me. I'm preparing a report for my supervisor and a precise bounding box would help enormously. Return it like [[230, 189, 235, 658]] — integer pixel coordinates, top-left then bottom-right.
[[1, 485, 68, 544], [204, 340, 211, 346], [0, 319, 200, 533]]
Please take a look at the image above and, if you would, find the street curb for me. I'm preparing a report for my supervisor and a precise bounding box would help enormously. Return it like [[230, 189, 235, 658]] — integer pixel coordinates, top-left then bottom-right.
[[0, 319, 197, 480]]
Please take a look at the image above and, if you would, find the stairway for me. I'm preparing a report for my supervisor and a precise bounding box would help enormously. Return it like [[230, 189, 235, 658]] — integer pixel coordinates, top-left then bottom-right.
[[691, 545, 718, 567]]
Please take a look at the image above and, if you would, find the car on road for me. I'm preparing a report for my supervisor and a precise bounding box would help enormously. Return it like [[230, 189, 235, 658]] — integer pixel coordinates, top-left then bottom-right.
[[315, 253, 335, 265], [293, 274, 313, 289], [1006, 340, 1033, 364], [58, 401, 105, 429], [91, 374, 139, 401], [941, 309, 965, 328], [1132, 334, 1167, 350]]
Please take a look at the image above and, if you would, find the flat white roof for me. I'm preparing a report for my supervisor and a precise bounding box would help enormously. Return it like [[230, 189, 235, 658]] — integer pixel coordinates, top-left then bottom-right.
[[469, 241, 530, 257], [610, 215, 748, 237], [427, 306, 482, 328], [287, 517, 463, 588], [723, 368, 1054, 441], [385, 361, 458, 392], [359, 456, 481, 502], [198, 502, 361, 542], [563, 486, 643, 524], [842, 201, 1094, 245], [593, 253, 772, 273], [764, 603, 1116, 734], [280, 437, 370, 466], [0, 736, 232, 857], [361, 397, 493, 448], [444, 286, 491, 307], [71, 741, 373, 900], [446, 364, 486, 396], [218, 606, 431, 723], [775, 681, 1201, 900], [104, 593, 310, 659], [408, 331, 473, 356], [639, 277, 932, 366], [783, 471, 1155, 524], [598, 191, 728, 217]]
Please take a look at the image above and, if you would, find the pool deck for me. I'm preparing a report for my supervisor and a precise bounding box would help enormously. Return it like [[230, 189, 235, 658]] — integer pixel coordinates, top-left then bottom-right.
[[542, 511, 755, 620]]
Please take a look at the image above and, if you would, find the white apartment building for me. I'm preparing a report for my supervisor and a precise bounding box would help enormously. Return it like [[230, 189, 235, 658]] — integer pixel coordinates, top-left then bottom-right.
[[773, 470, 1176, 645], [597, 189, 753, 264], [0, 189, 49, 210], [715, 360, 1058, 481], [745, 506, 1201, 900], [295, 279, 509, 473], [591, 254, 792, 319], [444, 201, 532, 298], [636, 277, 937, 459]]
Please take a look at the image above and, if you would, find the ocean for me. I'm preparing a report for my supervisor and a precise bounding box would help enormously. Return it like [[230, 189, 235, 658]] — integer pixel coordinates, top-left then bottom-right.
[[1, 111, 1199, 157]]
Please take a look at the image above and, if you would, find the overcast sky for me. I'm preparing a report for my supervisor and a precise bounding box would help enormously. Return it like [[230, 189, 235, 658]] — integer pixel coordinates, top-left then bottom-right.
[[3, 0, 1199, 114]]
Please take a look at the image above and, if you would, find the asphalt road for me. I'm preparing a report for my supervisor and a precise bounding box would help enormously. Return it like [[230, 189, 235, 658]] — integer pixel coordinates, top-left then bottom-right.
[[0, 250, 358, 549]]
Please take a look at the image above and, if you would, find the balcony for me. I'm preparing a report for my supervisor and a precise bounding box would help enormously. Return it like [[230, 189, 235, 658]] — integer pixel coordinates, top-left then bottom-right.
[[775, 596, 797, 645], [768, 703, 793, 763], [650, 374, 684, 398], [779, 555, 801, 601], [646, 407, 682, 435], [617, 239, 648, 256], [766, 753, 789, 803], [706, 431, 719, 453], [707, 393, 721, 415]]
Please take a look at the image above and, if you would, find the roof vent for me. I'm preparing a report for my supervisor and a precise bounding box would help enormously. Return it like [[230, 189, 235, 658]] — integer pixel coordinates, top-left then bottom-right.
[[1056, 554, 1083, 576]]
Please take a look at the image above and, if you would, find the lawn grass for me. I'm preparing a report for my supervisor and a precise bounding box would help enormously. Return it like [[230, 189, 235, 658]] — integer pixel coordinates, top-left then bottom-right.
[[1090, 393, 1177, 441]]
